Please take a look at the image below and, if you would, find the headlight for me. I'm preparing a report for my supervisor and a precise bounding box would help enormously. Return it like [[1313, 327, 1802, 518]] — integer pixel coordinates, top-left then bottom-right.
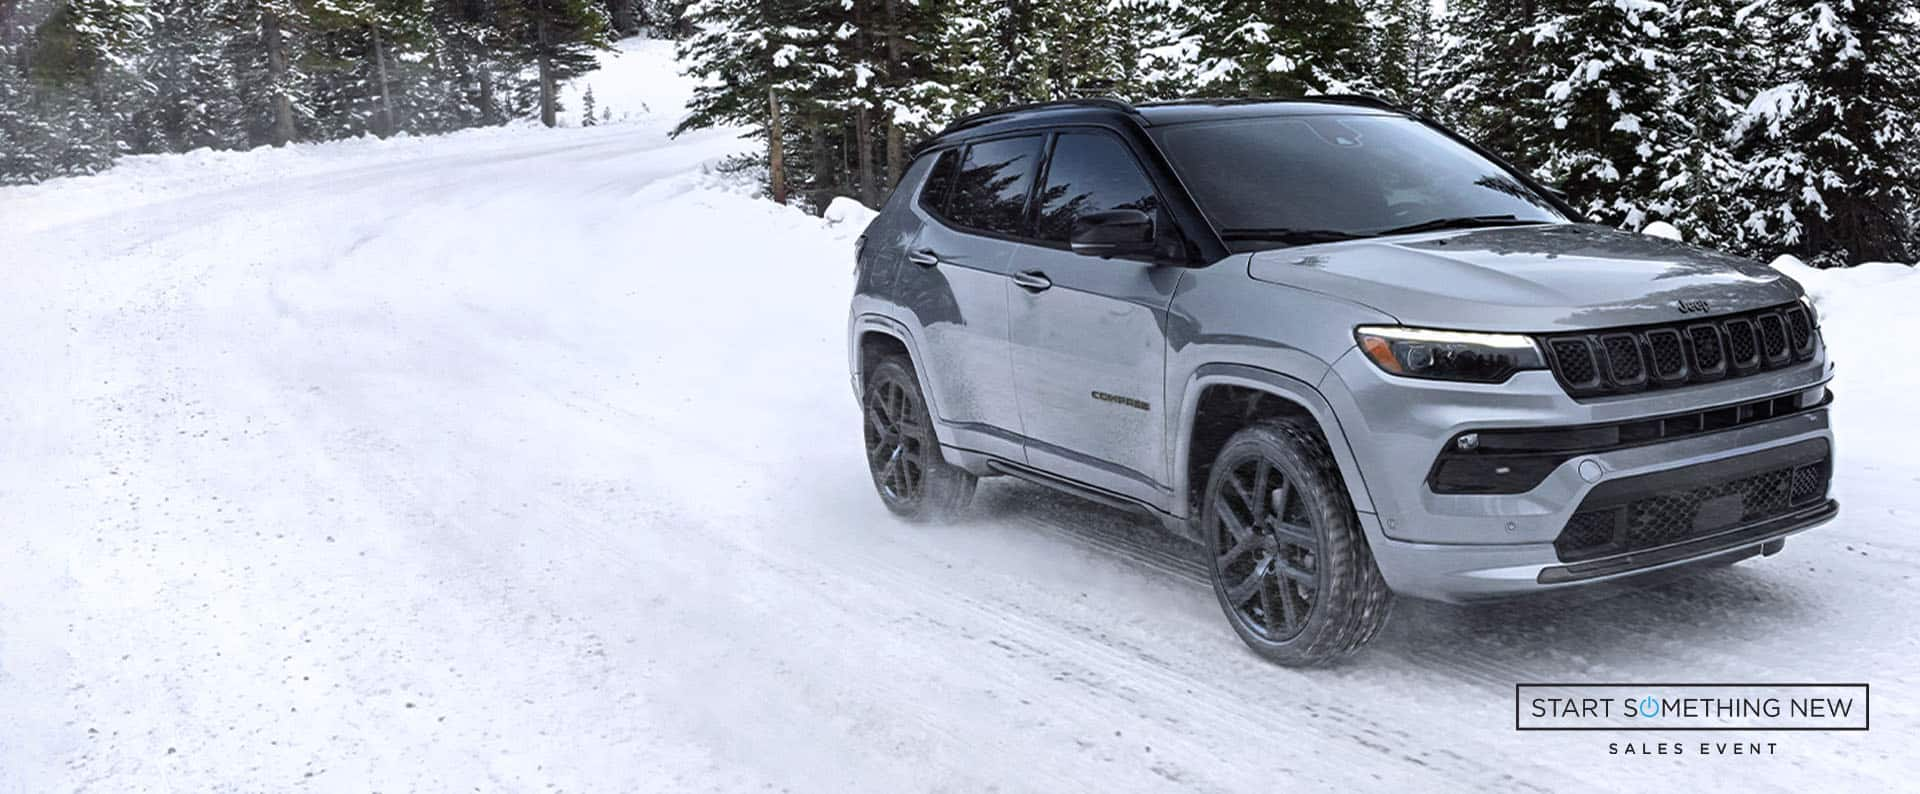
[[1355, 326, 1546, 383]]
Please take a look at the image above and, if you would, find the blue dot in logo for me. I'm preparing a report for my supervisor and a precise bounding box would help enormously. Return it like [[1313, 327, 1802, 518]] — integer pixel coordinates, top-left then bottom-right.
[[1639, 696, 1660, 718]]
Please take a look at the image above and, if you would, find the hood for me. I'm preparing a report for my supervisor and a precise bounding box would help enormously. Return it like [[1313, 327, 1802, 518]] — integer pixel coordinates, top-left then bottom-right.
[[1245, 224, 1801, 332]]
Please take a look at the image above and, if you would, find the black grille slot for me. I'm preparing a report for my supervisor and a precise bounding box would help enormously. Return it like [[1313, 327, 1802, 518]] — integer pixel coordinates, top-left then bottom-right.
[[1554, 439, 1831, 562], [1601, 334, 1646, 385], [1542, 303, 1819, 398], [1725, 318, 1759, 369], [1688, 324, 1725, 375], [1784, 306, 1815, 356], [1549, 339, 1599, 387], [1646, 329, 1687, 380], [1757, 312, 1790, 364]]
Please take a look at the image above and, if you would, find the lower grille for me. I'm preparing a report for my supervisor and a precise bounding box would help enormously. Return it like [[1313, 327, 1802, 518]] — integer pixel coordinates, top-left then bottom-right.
[[1554, 439, 1831, 562]]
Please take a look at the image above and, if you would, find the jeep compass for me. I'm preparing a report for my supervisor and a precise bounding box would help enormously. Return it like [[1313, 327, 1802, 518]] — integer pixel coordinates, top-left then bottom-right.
[[845, 97, 1836, 666]]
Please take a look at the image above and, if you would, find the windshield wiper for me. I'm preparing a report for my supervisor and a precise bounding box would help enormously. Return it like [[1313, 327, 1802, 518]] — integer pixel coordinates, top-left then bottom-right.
[[1220, 227, 1371, 245], [1372, 214, 1548, 237]]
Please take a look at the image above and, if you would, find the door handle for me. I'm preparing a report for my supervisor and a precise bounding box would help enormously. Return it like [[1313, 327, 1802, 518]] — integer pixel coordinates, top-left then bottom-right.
[[1012, 271, 1053, 292], [907, 249, 941, 268]]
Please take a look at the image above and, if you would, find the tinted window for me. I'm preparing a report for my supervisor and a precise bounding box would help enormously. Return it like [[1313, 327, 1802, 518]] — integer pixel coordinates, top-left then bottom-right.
[[1153, 116, 1567, 249], [919, 148, 959, 214], [1034, 132, 1160, 244], [946, 136, 1044, 235]]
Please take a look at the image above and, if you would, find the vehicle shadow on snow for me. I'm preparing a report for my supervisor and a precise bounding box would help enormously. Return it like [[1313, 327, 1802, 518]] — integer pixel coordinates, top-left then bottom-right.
[[973, 479, 1823, 680]]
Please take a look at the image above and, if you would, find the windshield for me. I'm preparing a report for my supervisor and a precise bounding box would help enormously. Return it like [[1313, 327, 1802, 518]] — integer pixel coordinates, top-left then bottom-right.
[[1152, 115, 1569, 249]]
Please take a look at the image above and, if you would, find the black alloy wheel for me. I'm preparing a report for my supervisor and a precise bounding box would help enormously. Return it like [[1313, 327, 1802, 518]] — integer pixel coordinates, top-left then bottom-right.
[[1201, 419, 1392, 666], [1212, 455, 1321, 641], [861, 355, 976, 521]]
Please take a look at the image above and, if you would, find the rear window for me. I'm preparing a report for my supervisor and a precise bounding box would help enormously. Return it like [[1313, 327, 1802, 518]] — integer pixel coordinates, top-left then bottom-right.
[[919, 148, 959, 214], [944, 135, 1044, 236]]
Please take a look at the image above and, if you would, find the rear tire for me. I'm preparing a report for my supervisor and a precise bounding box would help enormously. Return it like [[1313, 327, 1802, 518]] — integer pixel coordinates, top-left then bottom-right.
[[1199, 418, 1392, 666], [862, 355, 976, 522]]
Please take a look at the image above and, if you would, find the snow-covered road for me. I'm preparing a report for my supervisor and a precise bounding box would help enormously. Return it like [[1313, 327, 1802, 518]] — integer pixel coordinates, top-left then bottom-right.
[[3, 41, 1918, 792]]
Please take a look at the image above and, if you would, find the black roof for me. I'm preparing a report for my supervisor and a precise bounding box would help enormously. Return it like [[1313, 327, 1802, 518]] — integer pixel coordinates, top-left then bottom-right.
[[924, 95, 1405, 150]]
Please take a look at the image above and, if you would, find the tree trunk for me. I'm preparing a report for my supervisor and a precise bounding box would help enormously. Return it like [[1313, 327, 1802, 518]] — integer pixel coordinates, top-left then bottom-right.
[[263, 11, 296, 147], [607, 0, 637, 36], [372, 23, 395, 137], [477, 62, 497, 125], [537, 14, 557, 128], [767, 85, 786, 205], [855, 104, 876, 207], [808, 113, 830, 209], [883, 0, 905, 188]]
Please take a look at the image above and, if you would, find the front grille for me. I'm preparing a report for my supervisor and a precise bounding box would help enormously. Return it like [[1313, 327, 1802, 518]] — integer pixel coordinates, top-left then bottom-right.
[[1542, 303, 1817, 398], [1554, 439, 1831, 562]]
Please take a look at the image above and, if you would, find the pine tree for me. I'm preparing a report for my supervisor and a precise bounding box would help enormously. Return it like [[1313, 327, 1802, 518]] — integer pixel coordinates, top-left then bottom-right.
[[1173, 0, 1371, 97], [1362, 0, 1438, 106], [214, 0, 313, 146], [1730, 0, 1920, 265], [500, 0, 608, 128], [1645, 0, 1762, 246], [1430, 0, 1556, 169], [1528, 1, 1678, 229], [305, 0, 434, 138], [134, 0, 247, 153], [581, 84, 596, 125], [677, 0, 838, 204]]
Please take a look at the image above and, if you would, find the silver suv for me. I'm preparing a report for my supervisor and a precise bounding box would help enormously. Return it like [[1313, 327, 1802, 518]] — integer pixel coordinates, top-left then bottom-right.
[[845, 98, 1837, 666]]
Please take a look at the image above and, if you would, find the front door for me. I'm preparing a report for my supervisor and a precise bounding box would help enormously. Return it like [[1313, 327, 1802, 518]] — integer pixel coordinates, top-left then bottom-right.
[[1008, 130, 1182, 506]]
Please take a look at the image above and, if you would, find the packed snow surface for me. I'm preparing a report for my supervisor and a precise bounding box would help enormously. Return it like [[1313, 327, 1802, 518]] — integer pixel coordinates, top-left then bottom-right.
[[4, 38, 1919, 792]]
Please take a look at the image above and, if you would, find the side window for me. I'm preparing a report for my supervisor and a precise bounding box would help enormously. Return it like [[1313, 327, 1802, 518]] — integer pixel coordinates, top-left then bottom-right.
[[919, 148, 959, 215], [1034, 131, 1160, 244], [946, 135, 1045, 236]]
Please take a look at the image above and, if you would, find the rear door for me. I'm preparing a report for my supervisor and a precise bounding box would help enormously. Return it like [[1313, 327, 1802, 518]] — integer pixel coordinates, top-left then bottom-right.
[[1007, 129, 1184, 506], [897, 134, 1047, 462]]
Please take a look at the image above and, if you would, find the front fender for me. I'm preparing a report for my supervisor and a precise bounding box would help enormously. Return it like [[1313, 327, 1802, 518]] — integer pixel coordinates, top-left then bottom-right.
[[1168, 361, 1378, 520]]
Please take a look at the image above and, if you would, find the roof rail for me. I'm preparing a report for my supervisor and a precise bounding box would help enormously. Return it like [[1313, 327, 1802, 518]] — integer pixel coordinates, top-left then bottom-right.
[[1307, 94, 1406, 112], [937, 97, 1139, 136], [1135, 94, 1406, 112]]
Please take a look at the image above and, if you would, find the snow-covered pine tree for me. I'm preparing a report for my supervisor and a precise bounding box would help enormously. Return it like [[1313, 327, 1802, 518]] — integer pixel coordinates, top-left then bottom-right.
[[1429, 0, 1555, 169], [676, 0, 838, 205], [1172, 0, 1371, 97], [133, 0, 247, 154], [305, 0, 434, 138], [1528, 0, 1679, 230], [214, 0, 314, 146], [0, 2, 61, 184], [1730, 0, 1920, 265], [426, 0, 524, 130], [499, 0, 608, 128], [581, 84, 596, 125], [1645, 0, 1763, 247], [1362, 0, 1438, 106], [8, 0, 152, 179]]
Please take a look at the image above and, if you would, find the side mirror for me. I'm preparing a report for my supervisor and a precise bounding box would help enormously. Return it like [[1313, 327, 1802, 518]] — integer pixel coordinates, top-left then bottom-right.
[[1070, 209, 1156, 258]]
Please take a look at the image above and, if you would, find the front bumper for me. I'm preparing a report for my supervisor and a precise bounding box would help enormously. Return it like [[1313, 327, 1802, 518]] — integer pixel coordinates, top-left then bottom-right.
[[1323, 348, 1836, 601]]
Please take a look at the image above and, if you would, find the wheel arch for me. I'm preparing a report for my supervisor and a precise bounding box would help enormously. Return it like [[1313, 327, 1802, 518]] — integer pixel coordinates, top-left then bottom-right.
[[850, 312, 955, 437], [1172, 363, 1378, 520]]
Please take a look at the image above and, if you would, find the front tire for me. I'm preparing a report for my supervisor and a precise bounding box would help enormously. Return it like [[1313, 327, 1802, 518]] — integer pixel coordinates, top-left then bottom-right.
[[862, 355, 976, 522], [1200, 418, 1392, 666]]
